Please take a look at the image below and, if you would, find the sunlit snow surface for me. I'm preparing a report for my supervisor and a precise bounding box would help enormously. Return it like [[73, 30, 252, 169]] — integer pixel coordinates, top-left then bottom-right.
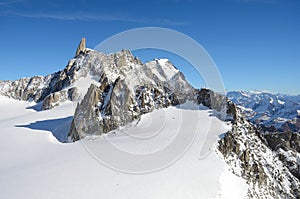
[[0, 96, 247, 199]]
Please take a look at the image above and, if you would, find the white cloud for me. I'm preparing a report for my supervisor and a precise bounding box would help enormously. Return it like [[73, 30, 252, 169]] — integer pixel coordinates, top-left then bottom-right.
[[4, 11, 187, 26]]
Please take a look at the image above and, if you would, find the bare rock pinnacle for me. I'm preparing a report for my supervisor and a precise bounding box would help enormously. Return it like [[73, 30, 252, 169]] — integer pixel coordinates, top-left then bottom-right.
[[75, 37, 86, 56]]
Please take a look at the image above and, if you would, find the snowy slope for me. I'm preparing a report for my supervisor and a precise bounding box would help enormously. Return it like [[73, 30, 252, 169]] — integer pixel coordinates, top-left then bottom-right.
[[0, 96, 247, 199]]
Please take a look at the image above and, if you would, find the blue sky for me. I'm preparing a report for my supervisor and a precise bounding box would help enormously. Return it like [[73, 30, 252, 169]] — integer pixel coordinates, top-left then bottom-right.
[[0, 0, 299, 94]]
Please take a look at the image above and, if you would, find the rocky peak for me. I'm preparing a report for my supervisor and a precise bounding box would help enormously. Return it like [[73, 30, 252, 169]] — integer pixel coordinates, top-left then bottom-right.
[[75, 37, 86, 56], [68, 49, 197, 140]]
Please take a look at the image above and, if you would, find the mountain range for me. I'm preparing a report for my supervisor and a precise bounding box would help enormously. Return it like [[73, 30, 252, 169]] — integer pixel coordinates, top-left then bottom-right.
[[0, 38, 299, 199], [227, 91, 300, 132]]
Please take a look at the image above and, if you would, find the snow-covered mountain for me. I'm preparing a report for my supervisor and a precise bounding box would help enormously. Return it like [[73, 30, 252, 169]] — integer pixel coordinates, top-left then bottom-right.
[[67, 46, 196, 140], [227, 91, 300, 132], [0, 95, 250, 199], [0, 38, 196, 140], [0, 38, 300, 198]]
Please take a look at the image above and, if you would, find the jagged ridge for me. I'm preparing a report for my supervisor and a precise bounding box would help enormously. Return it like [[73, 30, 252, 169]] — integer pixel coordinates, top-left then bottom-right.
[[1, 38, 300, 198]]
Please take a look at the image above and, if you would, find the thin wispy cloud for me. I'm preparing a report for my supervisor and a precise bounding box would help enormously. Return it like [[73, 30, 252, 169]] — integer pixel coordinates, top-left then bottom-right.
[[0, 0, 25, 6], [237, 0, 281, 4], [2, 11, 188, 26], [11, 12, 145, 23]]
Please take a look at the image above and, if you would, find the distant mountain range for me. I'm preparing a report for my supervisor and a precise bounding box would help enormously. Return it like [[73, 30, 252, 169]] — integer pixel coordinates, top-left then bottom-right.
[[227, 91, 300, 132]]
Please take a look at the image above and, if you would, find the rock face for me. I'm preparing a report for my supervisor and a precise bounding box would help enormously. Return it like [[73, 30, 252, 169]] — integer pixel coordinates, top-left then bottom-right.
[[0, 76, 49, 102], [194, 90, 300, 198], [280, 117, 300, 132], [217, 106, 300, 198], [68, 54, 196, 140], [0, 57, 79, 109], [196, 88, 237, 120], [75, 37, 86, 56], [42, 90, 68, 110], [69, 85, 103, 141], [41, 87, 80, 110], [263, 132, 300, 180]]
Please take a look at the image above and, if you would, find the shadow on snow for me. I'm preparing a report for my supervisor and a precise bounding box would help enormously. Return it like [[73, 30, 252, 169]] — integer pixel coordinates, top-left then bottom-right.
[[26, 102, 43, 112], [15, 116, 73, 143]]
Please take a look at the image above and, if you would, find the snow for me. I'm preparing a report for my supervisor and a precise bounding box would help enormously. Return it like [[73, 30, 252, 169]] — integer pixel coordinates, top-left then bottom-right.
[[150, 67, 165, 81], [297, 110, 300, 115], [217, 166, 248, 199], [157, 58, 168, 65], [278, 100, 285, 105], [0, 97, 248, 199], [146, 59, 179, 82], [274, 117, 289, 123], [72, 73, 100, 100], [237, 105, 255, 113], [249, 90, 263, 94], [157, 59, 179, 80]]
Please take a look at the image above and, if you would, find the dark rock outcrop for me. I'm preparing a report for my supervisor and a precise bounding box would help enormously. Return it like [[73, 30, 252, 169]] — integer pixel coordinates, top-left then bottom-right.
[[263, 132, 300, 180], [280, 117, 300, 132], [218, 108, 300, 198], [41, 87, 80, 110], [263, 131, 300, 153], [69, 84, 103, 141], [196, 88, 237, 121], [67, 87, 80, 101], [42, 90, 68, 110]]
